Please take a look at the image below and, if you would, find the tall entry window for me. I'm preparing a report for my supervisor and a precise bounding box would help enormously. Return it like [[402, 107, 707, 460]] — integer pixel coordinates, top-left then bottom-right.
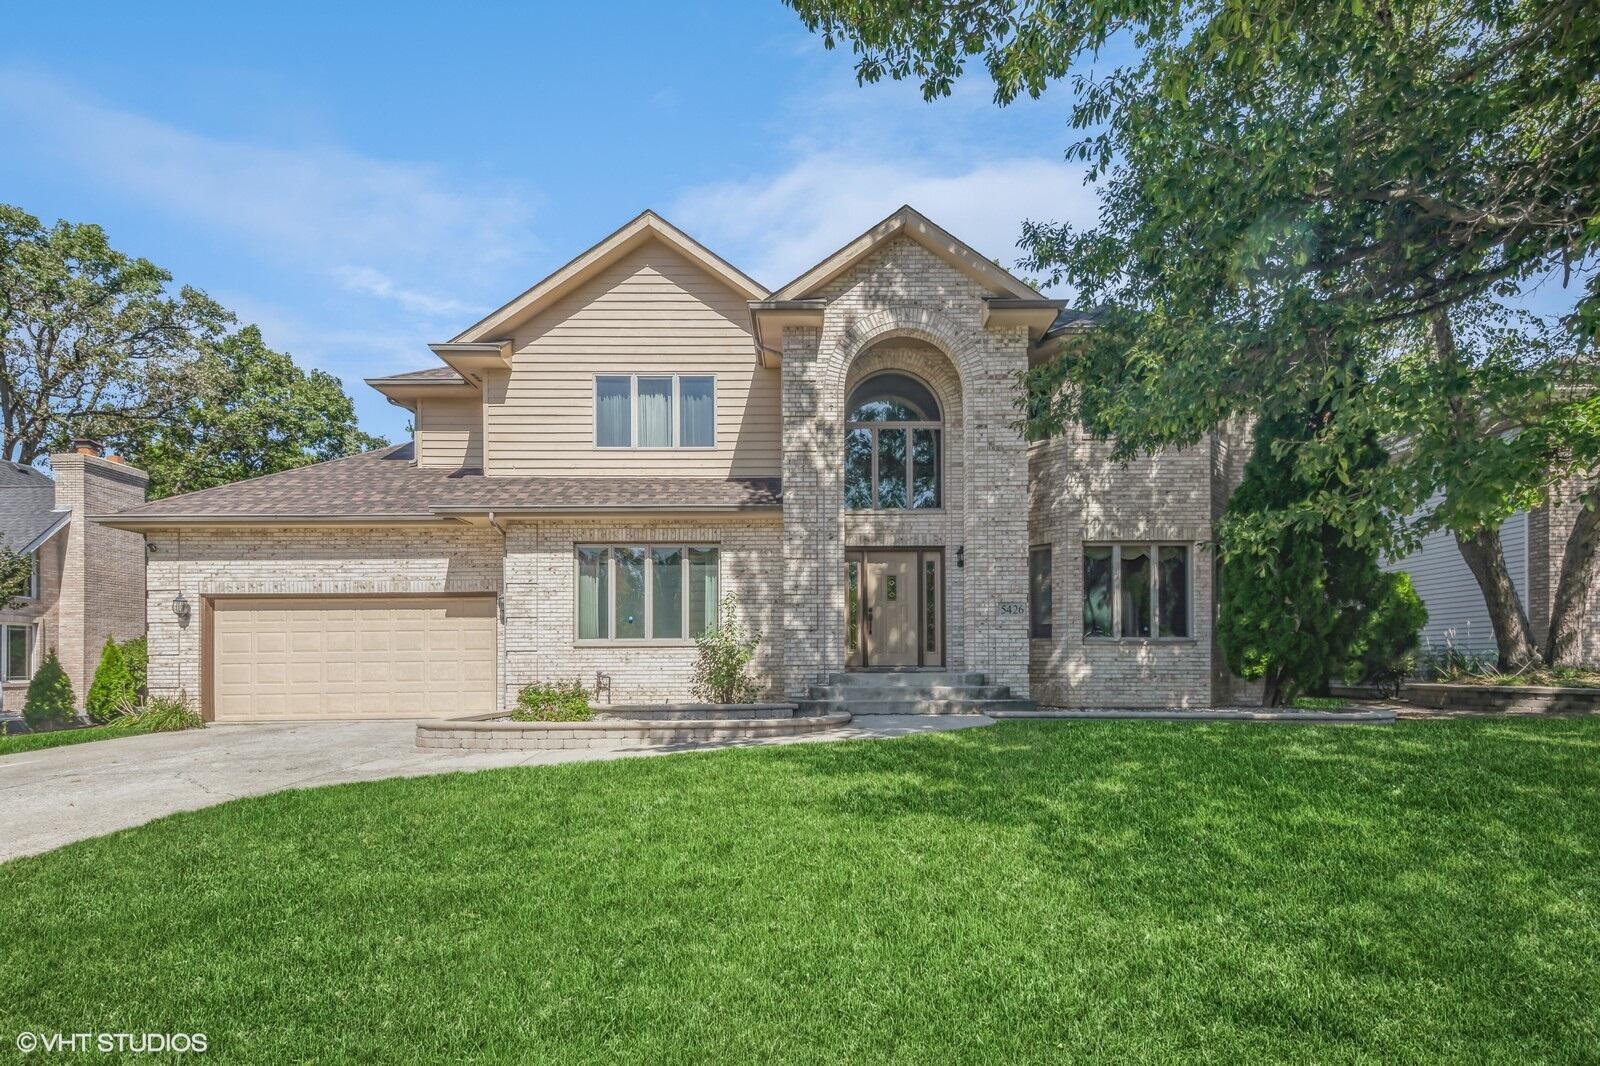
[[843, 372, 942, 510]]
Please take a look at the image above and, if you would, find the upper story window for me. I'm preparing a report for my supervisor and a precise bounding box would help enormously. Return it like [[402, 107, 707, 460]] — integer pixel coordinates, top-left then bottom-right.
[[595, 374, 716, 449], [844, 372, 942, 510]]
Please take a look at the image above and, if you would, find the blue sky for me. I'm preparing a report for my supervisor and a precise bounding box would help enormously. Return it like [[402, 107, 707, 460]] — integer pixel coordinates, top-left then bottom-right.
[[2, 1, 1104, 442], [5, 3, 1583, 445]]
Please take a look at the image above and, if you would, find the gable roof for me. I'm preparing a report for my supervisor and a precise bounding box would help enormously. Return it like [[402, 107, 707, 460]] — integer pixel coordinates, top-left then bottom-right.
[[450, 210, 770, 344], [768, 205, 1045, 302], [0, 461, 67, 553]]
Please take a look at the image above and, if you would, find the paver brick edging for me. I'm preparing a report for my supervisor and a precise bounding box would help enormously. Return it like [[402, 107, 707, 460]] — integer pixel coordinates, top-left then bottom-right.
[[416, 711, 851, 751], [1404, 683, 1600, 714]]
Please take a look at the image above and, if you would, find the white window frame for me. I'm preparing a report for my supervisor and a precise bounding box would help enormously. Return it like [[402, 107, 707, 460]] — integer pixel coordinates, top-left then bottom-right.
[[0, 622, 37, 683], [593, 374, 717, 450], [1082, 543, 1193, 642], [21, 550, 39, 600], [574, 544, 720, 646]]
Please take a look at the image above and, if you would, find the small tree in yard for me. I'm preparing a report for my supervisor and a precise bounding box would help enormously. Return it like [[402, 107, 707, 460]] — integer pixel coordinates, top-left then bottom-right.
[[1348, 573, 1429, 698], [1219, 402, 1426, 706], [691, 594, 761, 705], [23, 648, 75, 730], [0, 549, 31, 611], [86, 637, 137, 723]]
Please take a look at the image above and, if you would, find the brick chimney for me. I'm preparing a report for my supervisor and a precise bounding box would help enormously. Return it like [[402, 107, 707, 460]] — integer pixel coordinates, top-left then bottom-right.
[[48, 451, 151, 708]]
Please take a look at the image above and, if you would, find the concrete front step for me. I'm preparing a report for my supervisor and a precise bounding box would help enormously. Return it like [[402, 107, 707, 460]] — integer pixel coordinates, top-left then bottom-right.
[[824, 671, 988, 688], [807, 684, 1012, 701], [796, 697, 1033, 716]]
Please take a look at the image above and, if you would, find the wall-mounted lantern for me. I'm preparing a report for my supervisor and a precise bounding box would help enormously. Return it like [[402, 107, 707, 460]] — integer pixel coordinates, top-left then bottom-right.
[[171, 592, 191, 623]]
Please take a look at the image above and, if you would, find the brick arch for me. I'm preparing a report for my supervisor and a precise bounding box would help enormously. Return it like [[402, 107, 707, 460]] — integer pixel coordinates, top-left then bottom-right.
[[822, 305, 978, 413], [842, 342, 963, 428]]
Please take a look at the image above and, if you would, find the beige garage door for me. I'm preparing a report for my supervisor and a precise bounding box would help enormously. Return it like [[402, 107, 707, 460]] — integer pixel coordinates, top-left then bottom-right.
[[210, 596, 496, 721]]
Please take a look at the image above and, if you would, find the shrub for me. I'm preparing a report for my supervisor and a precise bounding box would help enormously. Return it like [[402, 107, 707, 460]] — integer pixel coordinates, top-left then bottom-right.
[[691, 593, 761, 704], [512, 680, 592, 722], [23, 649, 76, 730], [86, 637, 137, 723], [1346, 571, 1429, 697], [119, 635, 149, 699], [119, 694, 203, 732]]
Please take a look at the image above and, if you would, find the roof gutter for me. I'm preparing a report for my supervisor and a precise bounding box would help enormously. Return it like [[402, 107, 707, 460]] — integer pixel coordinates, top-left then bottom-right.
[[748, 299, 826, 368], [92, 513, 443, 531]]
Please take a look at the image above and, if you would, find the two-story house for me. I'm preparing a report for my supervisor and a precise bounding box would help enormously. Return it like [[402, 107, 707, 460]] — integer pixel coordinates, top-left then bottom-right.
[[1, 444, 150, 714], [103, 207, 1240, 721]]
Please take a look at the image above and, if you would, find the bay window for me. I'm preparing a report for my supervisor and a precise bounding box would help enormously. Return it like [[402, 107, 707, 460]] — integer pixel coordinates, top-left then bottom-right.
[[594, 374, 716, 449], [576, 545, 719, 642], [1082, 543, 1191, 639]]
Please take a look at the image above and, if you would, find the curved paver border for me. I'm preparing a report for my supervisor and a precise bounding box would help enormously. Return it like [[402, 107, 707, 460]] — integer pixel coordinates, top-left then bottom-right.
[[417, 711, 854, 751]]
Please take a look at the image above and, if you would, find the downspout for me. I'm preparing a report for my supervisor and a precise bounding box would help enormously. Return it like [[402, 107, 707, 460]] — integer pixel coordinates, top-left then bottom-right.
[[488, 511, 508, 711]]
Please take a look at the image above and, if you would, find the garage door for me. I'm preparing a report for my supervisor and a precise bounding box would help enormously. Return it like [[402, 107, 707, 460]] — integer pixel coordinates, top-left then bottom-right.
[[209, 596, 496, 721]]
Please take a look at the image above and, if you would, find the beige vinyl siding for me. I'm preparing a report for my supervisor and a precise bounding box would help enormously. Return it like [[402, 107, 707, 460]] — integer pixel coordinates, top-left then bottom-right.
[[415, 396, 484, 469], [486, 239, 780, 477]]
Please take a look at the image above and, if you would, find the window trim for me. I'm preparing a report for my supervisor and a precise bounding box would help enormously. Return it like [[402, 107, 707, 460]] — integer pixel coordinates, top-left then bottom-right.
[[593, 373, 717, 451], [1082, 542, 1193, 643], [1029, 545, 1053, 639], [10, 550, 39, 602], [1, 622, 37, 683], [573, 543, 720, 646]]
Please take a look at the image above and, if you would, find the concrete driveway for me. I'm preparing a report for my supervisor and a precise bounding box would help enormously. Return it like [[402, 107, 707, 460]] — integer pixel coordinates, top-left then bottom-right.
[[0, 715, 990, 863]]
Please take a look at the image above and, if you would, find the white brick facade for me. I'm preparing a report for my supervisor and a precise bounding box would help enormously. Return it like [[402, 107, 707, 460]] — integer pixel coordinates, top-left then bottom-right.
[[780, 238, 1033, 696]]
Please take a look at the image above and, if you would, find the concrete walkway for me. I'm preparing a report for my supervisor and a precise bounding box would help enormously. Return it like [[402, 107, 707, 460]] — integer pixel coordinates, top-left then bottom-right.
[[0, 715, 991, 863]]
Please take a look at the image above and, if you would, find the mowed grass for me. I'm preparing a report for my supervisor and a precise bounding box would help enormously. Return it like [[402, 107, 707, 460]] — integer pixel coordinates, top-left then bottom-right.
[[0, 718, 155, 756], [2, 719, 1597, 1063]]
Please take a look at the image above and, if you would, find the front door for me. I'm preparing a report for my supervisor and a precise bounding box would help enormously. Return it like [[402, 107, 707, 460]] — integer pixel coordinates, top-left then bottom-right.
[[845, 549, 943, 668]]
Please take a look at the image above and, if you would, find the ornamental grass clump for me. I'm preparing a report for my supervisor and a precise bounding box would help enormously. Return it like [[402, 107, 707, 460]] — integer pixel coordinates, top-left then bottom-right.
[[513, 680, 593, 722], [119, 694, 203, 732]]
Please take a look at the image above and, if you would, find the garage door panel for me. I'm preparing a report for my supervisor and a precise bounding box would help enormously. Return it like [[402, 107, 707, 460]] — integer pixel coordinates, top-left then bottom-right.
[[211, 596, 496, 722]]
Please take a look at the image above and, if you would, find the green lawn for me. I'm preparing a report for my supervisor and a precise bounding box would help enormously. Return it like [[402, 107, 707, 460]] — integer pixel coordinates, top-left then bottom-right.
[[0, 718, 155, 756], [2, 719, 1596, 1063]]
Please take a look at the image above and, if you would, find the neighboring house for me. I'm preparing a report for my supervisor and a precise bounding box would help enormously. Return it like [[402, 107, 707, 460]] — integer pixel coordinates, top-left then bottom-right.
[[0, 444, 150, 713], [1384, 488, 1599, 663], [103, 207, 1246, 721]]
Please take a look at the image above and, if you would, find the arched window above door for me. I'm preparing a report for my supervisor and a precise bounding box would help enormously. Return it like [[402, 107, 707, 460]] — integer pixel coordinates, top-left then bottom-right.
[[844, 372, 942, 510]]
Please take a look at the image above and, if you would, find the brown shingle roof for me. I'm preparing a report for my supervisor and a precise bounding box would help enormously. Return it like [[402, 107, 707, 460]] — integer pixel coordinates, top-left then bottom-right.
[[366, 367, 468, 384], [101, 444, 782, 524]]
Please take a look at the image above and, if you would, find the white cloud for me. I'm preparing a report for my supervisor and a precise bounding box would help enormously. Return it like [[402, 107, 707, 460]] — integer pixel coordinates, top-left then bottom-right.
[[670, 154, 1099, 289], [330, 266, 476, 318], [0, 67, 538, 317]]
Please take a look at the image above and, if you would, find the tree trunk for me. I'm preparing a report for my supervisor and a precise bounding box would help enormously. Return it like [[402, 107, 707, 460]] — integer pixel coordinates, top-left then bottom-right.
[[1455, 528, 1540, 669], [1544, 485, 1600, 667]]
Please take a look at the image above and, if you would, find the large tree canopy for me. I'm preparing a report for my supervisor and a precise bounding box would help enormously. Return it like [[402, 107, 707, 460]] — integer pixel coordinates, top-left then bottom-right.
[[0, 204, 227, 465], [115, 326, 387, 500], [1, 203, 384, 499], [788, 0, 1600, 669]]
